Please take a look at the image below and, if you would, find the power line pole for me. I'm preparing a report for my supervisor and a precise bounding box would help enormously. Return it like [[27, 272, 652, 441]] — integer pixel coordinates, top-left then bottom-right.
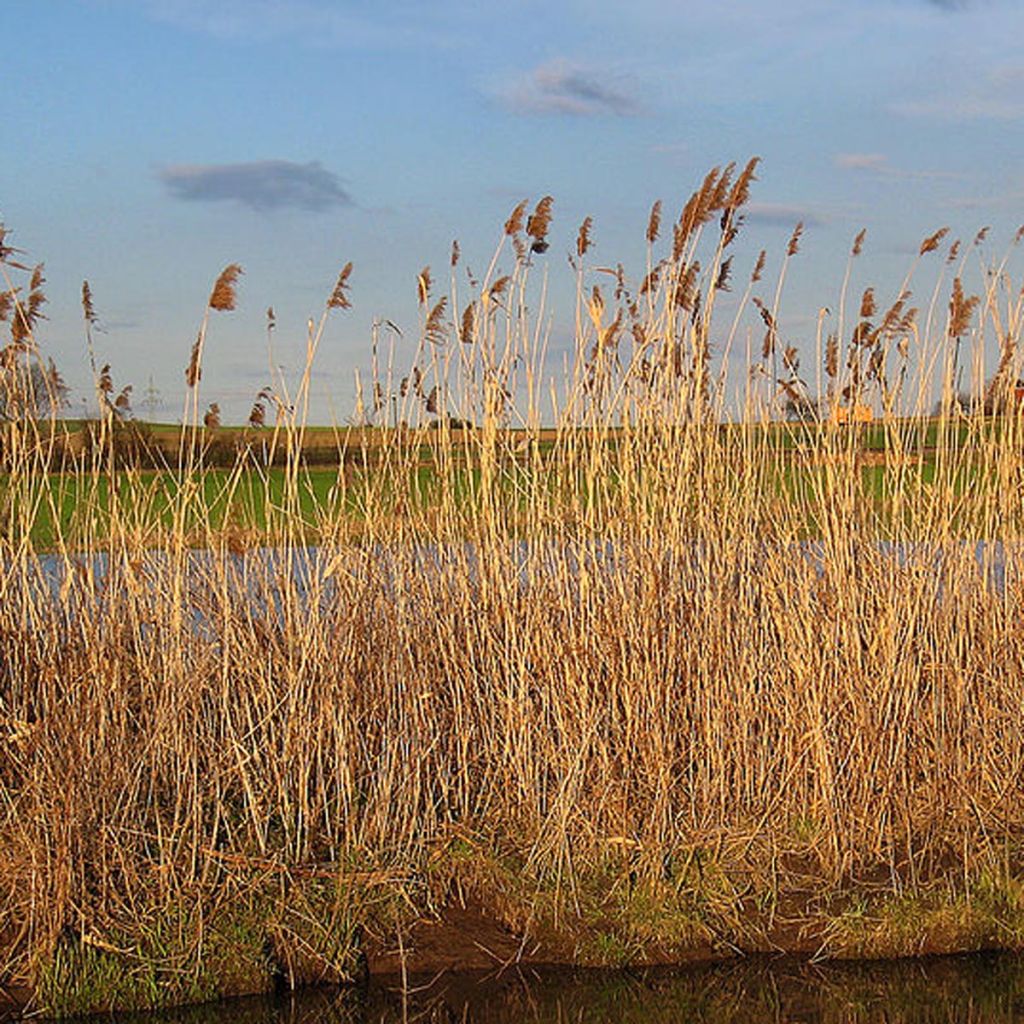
[[142, 375, 161, 421]]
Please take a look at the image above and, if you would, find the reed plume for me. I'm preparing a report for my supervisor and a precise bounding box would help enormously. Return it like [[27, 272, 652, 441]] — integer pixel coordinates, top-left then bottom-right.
[[751, 249, 766, 283], [417, 266, 432, 306], [948, 277, 979, 338], [460, 303, 475, 345], [504, 199, 528, 237], [208, 264, 242, 311], [203, 402, 221, 429], [11, 264, 46, 343], [825, 333, 838, 378], [425, 297, 448, 345], [715, 255, 733, 292], [248, 389, 268, 428], [727, 156, 759, 210], [646, 201, 662, 245], [526, 196, 554, 243], [786, 222, 803, 257], [81, 281, 97, 327], [328, 263, 353, 309], [576, 216, 594, 258], [919, 227, 949, 256], [185, 333, 202, 387]]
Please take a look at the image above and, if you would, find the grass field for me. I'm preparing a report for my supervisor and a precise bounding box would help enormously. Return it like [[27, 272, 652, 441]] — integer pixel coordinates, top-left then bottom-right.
[[5, 161, 1024, 1015], [0, 426, 994, 550]]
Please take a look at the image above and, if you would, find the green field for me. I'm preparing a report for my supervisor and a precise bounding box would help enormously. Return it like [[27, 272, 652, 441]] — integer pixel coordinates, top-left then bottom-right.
[[3, 421, 1007, 550]]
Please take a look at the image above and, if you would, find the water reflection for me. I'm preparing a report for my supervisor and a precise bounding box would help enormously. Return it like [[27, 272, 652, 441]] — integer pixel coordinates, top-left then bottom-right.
[[85, 955, 1024, 1024]]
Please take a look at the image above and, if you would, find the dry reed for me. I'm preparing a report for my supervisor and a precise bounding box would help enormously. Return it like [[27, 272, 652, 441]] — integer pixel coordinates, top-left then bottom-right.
[[1, 162, 1024, 1013]]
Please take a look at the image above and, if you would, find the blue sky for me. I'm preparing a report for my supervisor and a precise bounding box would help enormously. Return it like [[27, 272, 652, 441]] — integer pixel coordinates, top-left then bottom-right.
[[3, 0, 1024, 422]]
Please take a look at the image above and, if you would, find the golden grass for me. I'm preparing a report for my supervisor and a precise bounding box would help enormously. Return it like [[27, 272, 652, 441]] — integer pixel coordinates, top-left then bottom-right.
[[2, 160, 1024, 1012]]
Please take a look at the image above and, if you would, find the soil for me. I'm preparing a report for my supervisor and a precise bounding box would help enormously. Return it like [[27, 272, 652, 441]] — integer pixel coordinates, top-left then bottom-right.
[[363, 895, 733, 979], [364, 898, 543, 976]]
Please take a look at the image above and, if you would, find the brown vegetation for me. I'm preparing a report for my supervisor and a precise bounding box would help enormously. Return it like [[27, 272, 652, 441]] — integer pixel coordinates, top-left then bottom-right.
[[1, 162, 1024, 1014]]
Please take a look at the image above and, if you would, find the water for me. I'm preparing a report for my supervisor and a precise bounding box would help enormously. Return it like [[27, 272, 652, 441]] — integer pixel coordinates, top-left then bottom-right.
[[25, 536, 1024, 609], [47, 955, 1024, 1024]]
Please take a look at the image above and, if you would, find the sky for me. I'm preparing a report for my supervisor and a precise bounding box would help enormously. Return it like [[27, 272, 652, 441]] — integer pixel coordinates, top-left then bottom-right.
[[3, 0, 1024, 423]]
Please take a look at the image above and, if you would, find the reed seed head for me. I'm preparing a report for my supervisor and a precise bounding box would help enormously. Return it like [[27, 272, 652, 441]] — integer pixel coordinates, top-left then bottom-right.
[[114, 384, 132, 417], [425, 297, 447, 345], [715, 256, 733, 292], [577, 216, 594, 258], [488, 276, 510, 305], [526, 196, 554, 244], [752, 250, 766, 284], [248, 393, 266, 428], [504, 199, 528, 237], [825, 334, 838, 378], [646, 201, 662, 245], [417, 266, 432, 307], [727, 157, 760, 210], [674, 262, 700, 312], [459, 303, 475, 345], [185, 333, 202, 387], [919, 227, 949, 256], [786, 222, 803, 257], [81, 281, 98, 326], [328, 263, 353, 310], [11, 264, 47, 344], [208, 264, 242, 311], [0, 225, 28, 269], [948, 277, 979, 338]]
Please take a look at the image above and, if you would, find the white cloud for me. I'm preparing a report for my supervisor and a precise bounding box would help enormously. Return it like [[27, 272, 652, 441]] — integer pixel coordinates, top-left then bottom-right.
[[833, 152, 962, 180], [835, 153, 890, 172], [893, 64, 1024, 120], [499, 60, 640, 117]]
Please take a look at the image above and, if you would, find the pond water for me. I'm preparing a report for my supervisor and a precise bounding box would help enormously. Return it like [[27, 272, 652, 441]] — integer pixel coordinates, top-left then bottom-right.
[[27, 537, 1024, 608], [55, 955, 1024, 1024]]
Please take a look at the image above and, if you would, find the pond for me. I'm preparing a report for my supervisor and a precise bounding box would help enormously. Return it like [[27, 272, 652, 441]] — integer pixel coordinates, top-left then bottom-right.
[[47, 955, 1024, 1024]]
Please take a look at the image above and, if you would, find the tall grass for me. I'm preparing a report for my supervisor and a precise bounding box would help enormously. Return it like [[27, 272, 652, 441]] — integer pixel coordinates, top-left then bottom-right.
[[3, 160, 1024, 1012]]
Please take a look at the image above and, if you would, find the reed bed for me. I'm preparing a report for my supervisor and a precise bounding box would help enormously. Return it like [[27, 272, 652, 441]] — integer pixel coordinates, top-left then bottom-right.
[[3, 161, 1024, 1014]]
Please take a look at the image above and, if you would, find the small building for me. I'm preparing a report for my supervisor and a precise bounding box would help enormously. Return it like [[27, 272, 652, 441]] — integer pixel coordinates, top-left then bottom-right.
[[831, 403, 873, 425]]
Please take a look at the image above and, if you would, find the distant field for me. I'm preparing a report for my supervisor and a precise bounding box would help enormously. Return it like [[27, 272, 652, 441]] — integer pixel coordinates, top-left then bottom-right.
[[48, 416, 976, 458], [2, 428, 995, 549]]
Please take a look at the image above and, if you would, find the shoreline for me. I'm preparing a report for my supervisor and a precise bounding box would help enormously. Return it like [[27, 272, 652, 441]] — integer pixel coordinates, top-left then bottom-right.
[[7, 874, 1024, 1017]]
